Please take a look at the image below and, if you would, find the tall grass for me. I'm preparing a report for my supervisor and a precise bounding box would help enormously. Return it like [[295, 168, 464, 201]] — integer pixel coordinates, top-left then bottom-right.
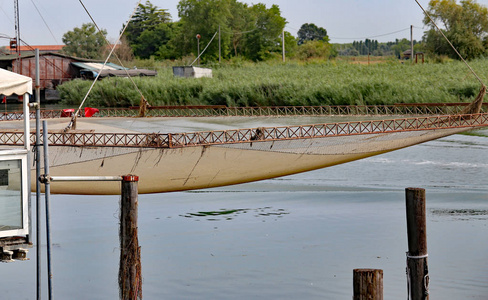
[[57, 59, 488, 107]]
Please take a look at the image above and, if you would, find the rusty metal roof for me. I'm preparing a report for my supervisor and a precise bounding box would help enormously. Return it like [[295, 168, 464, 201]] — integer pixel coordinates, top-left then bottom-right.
[[0, 52, 97, 62]]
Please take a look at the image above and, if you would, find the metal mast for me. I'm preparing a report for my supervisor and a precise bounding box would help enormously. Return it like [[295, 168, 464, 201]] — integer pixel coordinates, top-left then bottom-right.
[[14, 0, 21, 72]]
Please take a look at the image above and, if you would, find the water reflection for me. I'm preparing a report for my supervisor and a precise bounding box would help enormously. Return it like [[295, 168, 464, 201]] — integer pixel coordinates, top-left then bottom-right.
[[431, 208, 488, 221], [180, 207, 289, 221]]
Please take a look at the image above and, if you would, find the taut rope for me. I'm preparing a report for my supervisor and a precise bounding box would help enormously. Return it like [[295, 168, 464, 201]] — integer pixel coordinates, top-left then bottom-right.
[[65, 0, 143, 131], [414, 0, 486, 113]]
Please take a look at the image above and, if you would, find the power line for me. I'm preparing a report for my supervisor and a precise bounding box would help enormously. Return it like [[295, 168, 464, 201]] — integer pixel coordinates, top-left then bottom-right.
[[221, 28, 258, 35], [285, 25, 299, 31], [30, 0, 59, 44], [286, 25, 425, 41], [0, 4, 13, 26], [329, 27, 412, 40]]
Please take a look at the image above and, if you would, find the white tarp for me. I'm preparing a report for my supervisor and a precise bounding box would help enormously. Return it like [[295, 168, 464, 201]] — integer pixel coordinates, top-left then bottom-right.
[[0, 68, 33, 96]]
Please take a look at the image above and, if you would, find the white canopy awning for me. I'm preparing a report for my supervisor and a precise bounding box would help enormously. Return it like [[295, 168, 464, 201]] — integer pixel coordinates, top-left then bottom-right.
[[0, 68, 33, 96]]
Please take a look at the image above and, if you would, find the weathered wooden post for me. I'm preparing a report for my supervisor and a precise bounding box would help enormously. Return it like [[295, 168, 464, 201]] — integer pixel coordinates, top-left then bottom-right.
[[119, 175, 142, 300], [353, 269, 383, 300], [405, 188, 429, 300]]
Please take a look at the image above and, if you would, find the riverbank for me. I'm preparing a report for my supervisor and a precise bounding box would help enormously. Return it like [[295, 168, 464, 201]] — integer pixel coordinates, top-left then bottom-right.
[[57, 59, 487, 108]]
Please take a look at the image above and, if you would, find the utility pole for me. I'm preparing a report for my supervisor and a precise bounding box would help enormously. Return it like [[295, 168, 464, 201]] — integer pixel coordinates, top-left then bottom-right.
[[14, 0, 21, 72], [219, 25, 221, 63], [411, 25, 414, 64], [196, 34, 201, 65], [282, 29, 285, 63]]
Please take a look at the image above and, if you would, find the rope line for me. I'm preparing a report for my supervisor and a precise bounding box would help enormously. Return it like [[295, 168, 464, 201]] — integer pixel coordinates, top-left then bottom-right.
[[406, 254, 428, 259], [414, 0, 486, 87], [66, 0, 141, 131], [406, 252, 430, 300], [29, 0, 58, 44], [78, 0, 147, 103], [190, 30, 218, 66]]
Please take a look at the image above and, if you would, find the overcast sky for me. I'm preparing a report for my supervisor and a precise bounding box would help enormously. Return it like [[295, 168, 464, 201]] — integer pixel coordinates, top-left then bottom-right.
[[2, 0, 488, 47]]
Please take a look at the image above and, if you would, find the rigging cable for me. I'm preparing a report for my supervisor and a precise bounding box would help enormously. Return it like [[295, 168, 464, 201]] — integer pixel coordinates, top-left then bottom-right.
[[414, 0, 486, 87], [190, 30, 219, 66], [66, 0, 142, 131], [29, 0, 59, 44], [0, 4, 13, 25], [77, 0, 147, 107]]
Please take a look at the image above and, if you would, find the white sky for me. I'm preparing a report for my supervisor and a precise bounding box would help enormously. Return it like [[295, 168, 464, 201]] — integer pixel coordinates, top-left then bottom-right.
[[1, 0, 488, 47]]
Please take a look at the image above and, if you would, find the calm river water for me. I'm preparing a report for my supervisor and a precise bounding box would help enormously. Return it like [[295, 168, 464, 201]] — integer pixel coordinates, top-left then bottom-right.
[[2, 126, 487, 299]]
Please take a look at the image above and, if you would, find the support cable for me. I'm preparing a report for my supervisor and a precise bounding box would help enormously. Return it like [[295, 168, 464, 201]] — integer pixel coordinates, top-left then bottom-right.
[[29, 0, 59, 44], [190, 31, 218, 66], [65, 0, 141, 131], [78, 0, 147, 105], [414, 0, 486, 87]]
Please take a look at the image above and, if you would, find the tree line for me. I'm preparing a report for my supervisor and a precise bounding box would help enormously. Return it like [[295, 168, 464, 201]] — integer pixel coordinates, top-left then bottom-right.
[[62, 0, 334, 62], [60, 0, 488, 62], [338, 38, 421, 58]]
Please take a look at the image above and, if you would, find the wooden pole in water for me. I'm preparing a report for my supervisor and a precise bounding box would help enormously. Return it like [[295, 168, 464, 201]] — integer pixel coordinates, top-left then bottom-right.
[[405, 188, 429, 300], [353, 269, 383, 300], [119, 175, 142, 300]]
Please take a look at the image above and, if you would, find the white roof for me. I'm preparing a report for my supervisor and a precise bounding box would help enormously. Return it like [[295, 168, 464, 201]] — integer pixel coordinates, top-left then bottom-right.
[[83, 63, 119, 70], [0, 68, 33, 96]]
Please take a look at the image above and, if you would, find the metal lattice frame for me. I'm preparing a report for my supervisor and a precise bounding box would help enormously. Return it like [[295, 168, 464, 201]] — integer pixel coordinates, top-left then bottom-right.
[[1, 113, 487, 149], [0, 104, 486, 121]]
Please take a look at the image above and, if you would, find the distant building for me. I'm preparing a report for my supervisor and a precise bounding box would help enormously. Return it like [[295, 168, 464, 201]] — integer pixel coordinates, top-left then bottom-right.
[[15, 45, 64, 54], [403, 49, 412, 60], [0, 51, 157, 100], [0, 52, 94, 92]]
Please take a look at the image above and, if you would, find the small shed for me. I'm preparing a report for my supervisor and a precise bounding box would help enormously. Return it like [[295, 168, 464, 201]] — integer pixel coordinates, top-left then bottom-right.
[[173, 66, 212, 78], [0, 68, 32, 261], [403, 49, 412, 60]]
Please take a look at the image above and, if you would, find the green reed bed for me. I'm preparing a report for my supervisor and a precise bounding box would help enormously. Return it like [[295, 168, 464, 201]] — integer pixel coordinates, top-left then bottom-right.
[[57, 59, 488, 107]]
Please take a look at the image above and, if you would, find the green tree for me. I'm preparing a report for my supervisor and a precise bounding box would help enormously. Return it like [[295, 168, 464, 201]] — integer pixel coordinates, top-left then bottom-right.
[[228, 0, 255, 56], [423, 0, 488, 59], [61, 23, 107, 59], [133, 22, 175, 59], [296, 40, 334, 60], [100, 36, 134, 62], [123, 0, 172, 59], [391, 38, 411, 58], [242, 4, 286, 61], [283, 31, 298, 57], [176, 0, 232, 61], [297, 23, 328, 45]]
